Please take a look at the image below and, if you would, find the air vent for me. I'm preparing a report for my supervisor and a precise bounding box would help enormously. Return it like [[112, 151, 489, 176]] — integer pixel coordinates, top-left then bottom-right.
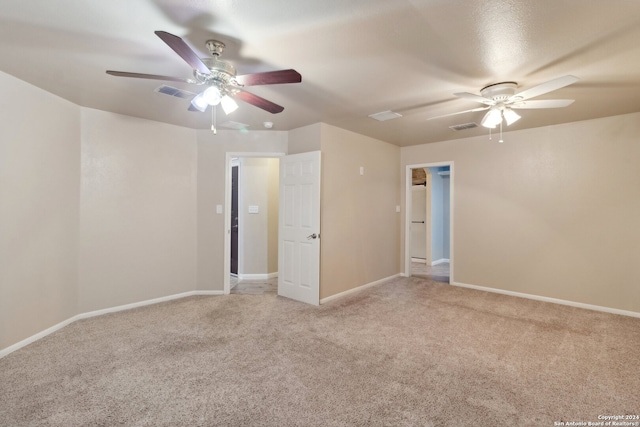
[[155, 85, 196, 99], [368, 110, 403, 121], [449, 122, 478, 131], [220, 121, 249, 131]]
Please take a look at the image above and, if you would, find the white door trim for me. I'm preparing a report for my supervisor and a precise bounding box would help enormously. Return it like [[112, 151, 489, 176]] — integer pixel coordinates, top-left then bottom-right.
[[404, 161, 454, 282], [223, 152, 286, 294]]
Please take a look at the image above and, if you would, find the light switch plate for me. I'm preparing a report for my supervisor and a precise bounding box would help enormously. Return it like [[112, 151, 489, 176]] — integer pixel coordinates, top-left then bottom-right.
[[216, 204, 223, 214], [248, 205, 259, 214]]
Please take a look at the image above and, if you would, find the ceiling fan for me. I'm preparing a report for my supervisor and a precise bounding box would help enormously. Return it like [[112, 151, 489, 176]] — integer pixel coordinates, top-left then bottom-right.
[[427, 75, 579, 128], [107, 31, 301, 116]]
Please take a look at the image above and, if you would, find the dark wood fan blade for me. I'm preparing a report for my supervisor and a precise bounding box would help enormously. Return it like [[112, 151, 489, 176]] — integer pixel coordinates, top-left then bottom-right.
[[235, 91, 284, 114], [106, 70, 195, 83], [236, 69, 301, 86], [154, 31, 210, 75]]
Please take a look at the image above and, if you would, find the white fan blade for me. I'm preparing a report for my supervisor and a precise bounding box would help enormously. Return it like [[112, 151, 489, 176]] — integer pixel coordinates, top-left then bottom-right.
[[511, 99, 575, 109], [453, 92, 495, 105], [426, 106, 490, 120], [512, 75, 579, 101]]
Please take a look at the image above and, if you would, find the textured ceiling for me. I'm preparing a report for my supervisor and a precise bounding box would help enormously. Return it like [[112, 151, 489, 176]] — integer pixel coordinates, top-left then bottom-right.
[[2, 0, 640, 146]]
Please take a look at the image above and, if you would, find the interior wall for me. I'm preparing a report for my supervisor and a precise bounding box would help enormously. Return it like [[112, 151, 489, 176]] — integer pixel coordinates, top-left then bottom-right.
[[319, 123, 400, 299], [288, 123, 322, 154], [401, 112, 640, 313], [78, 109, 197, 312], [239, 157, 279, 276], [196, 130, 288, 291], [0, 72, 81, 350]]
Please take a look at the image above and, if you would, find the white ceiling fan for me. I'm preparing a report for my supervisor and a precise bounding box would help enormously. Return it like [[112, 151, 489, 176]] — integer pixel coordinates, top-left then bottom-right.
[[428, 75, 579, 129]]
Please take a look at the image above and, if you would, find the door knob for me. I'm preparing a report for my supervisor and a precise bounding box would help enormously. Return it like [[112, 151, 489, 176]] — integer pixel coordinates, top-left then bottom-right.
[[307, 233, 319, 240]]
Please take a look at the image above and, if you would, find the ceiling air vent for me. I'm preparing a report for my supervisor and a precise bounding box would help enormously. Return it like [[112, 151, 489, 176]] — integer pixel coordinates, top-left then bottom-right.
[[220, 121, 249, 131], [368, 110, 403, 121], [155, 85, 196, 99], [449, 122, 478, 131]]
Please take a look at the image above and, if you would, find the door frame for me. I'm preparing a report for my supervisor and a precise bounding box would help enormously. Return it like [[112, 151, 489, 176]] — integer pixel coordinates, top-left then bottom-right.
[[404, 161, 454, 282], [223, 152, 286, 294]]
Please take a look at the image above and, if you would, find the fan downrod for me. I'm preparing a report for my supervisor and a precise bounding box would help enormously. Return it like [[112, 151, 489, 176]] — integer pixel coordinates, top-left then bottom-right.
[[206, 40, 225, 57]]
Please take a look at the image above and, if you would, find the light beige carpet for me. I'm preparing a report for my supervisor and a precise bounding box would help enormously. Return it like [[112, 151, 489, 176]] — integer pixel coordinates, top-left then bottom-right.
[[1, 276, 639, 426]]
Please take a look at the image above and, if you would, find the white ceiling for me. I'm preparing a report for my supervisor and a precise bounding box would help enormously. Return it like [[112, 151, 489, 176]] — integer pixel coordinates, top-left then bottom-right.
[[2, 0, 640, 147]]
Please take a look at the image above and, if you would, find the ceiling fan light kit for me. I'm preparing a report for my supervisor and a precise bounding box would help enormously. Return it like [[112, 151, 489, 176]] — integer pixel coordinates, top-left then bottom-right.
[[220, 95, 239, 115], [480, 106, 521, 129], [481, 108, 503, 128], [190, 86, 239, 115], [106, 30, 302, 131], [503, 108, 521, 126], [429, 75, 579, 142]]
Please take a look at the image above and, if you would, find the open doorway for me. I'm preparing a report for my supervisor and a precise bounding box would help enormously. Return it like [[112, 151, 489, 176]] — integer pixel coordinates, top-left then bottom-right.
[[224, 153, 285, 295], [405, 162, 453, 283]]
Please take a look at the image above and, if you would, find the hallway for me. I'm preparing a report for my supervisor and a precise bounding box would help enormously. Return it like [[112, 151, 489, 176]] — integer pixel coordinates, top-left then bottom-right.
[[230, 276, 278, 295], [411, 262, 450, 283]]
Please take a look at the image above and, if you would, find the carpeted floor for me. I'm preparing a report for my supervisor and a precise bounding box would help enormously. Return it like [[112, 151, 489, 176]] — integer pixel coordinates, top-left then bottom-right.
[[1, 276, 639, 426]]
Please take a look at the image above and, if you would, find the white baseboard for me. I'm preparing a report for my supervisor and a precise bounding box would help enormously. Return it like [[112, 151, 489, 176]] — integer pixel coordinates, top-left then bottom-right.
[[451, 281, 640, 319], [411, 258, 449, 266], [320, 274, 401, 305], [0, 316, 80, 360], [74, 290, 221, 321], [192, 290, 225, 296], [238, 272, 278, 280], [0, 289, 224, 359]]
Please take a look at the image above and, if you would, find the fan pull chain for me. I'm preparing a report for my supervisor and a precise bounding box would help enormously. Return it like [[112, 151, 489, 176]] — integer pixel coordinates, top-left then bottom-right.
[[498, 121, 504, 143], [211, 105, 217, 134]]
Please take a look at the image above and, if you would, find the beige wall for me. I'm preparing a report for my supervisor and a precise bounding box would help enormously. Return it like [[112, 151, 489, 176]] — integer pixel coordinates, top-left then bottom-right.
[[239, 157, 279, 276], [401, 112, 640, 313], [0, 72, 81, 350], [196, 130, 287, 291], [319, 123, 401, 299], [288, 123, 321, 154], [78, 109, 197, 312]]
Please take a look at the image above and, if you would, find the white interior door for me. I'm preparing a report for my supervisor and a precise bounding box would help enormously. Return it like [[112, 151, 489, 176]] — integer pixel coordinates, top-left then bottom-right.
[[278, 151, 321, 305]]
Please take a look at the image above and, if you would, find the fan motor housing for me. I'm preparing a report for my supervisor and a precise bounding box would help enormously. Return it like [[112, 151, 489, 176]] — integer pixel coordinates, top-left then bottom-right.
[[480, 82, 517, 101], [194, 57, 237, 86]]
